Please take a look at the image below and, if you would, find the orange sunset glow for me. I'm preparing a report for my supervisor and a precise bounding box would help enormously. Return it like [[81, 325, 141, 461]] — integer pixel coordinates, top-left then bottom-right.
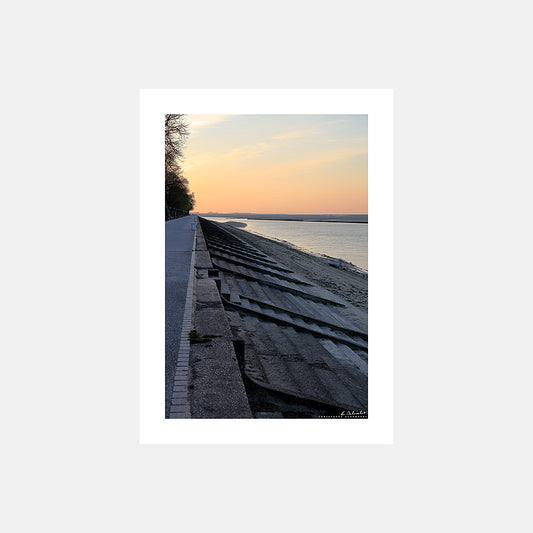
[[182, 114, 368, 214]]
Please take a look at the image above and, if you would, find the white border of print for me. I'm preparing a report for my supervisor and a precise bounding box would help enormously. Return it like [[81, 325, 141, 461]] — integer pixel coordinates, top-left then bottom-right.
[[140, 89, 393, 444]]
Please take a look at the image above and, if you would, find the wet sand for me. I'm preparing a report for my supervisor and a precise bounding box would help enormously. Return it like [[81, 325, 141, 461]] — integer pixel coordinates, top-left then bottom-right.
[[221, 223, 368, 328]]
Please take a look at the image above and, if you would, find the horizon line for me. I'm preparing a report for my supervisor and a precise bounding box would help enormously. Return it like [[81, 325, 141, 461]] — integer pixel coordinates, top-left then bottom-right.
[[193, 211, 368, 216]]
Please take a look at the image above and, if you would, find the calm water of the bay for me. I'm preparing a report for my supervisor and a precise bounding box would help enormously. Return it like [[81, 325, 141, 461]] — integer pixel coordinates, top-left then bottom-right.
[[205, 217, 368, 271]]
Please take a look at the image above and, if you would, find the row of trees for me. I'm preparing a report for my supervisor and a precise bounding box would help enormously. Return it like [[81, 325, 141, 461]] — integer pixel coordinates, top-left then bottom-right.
[[165, 114, 195, 213]]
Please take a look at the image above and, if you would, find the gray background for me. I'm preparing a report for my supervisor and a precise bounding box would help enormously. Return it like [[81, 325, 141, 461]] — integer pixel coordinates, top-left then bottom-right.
[[2, 1, 531, 532]]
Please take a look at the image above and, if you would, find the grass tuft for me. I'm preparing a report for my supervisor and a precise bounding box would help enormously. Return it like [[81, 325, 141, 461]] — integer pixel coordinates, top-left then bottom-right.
[[189, 330, 222, 344]]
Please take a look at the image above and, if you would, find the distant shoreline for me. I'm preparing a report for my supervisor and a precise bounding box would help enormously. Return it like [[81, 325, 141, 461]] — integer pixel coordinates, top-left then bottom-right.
[[196, 213, 368, 224], [240, 218, 368, 224]]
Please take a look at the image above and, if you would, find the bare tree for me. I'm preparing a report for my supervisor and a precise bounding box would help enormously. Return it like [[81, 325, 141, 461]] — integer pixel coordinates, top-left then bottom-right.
[[165, 114, 189, 173], [165, 114, 195, 214]]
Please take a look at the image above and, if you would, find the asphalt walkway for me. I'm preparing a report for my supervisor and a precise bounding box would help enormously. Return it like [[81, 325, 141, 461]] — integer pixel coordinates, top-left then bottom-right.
[[165, 215, 196, 417]]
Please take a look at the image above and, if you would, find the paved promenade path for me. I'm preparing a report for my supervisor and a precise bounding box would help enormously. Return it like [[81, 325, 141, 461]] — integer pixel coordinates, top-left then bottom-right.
[[165, 215, 196, 417]]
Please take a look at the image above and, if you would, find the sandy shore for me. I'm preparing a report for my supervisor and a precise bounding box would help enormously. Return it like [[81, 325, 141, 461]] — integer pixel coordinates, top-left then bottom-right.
[[221, 223, 368, 327]]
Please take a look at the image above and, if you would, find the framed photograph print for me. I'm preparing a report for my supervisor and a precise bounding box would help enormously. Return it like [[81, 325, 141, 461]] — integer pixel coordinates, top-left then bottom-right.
[[140, 89, 393, 444]]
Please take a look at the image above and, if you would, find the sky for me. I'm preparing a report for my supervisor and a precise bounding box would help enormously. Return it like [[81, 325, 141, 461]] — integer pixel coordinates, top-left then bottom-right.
[[182, 114, 368, 214]]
